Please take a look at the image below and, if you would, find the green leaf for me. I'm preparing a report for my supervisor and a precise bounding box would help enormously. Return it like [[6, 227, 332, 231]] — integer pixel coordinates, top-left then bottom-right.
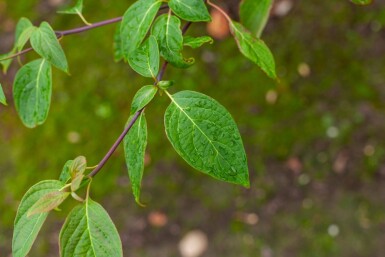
[[15, 26, 37, 52], [120, 0, 161, 58], [168, 0, 211, 22], [27, 191, 70, 217], [130, 85, 158, 115], [57, 0, 91, 25], [0, 18, 33, 74], [124, 113, 147, 205], [0, 83, 7, 106], [113, 23, 124, 62], [230, 21, 276, 79], [152, 14, 194, 68], [13, 180, 65, 257], [59, 160, 73, 183], [59, 198, 123, 257], [164, 90, 249, 187], [350, 0, 372, 4], [184, 35, 213, 48], [13, 59, 52, 128], [15, 17, 34, 45], [57, 0, 84, 14], [239, 0, 273, 38], [128, 35, 160, 78], [158, 80, 174, 90], [30, 22, 69, 72]]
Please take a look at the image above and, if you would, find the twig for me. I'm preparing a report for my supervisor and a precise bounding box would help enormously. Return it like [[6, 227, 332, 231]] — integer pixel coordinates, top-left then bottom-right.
[[89, 21, 193, 178], [0, 5, 169, 62]]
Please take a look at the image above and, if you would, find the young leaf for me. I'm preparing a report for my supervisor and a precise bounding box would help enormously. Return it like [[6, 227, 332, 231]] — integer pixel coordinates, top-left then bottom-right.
[[130, 85, 158, 115], [71, 174, 85, 192], [239, 0, 273, 38], [113, 23, 124, 62], [128, 35, 160, 78], [164, 90, 249, 187], [59, 198, 123, 257], [70, 155, 87, 177], [120, 0, 161, 58], [13, 180, 65, 257], [168, 0, 211, 22], [152, 14, 194, 68], [230, 21, 276, 79], [0, 83, 7, 106], [124, 113, 147, 205], [30, 22, 69, 72], [158, 80, 174, 90], [184, 35, 213, 49], [350, 0, 372, 4], [27, 191, 70, 217], [13, 59, 52, 128], [59, 160, 73, 183]]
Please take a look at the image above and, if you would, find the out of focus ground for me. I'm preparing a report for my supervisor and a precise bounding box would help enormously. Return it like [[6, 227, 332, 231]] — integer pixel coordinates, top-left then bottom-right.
[[1, 0, 385, 256]]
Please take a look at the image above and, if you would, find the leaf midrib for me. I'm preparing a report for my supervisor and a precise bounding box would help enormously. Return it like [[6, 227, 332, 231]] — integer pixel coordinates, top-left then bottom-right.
[[34, 59, 46, 121], [166, 91, 219, 157]]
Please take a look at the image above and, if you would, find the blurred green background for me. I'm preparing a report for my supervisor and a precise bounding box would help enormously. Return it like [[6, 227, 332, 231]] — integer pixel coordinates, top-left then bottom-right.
[[1, 0, 385, 256]]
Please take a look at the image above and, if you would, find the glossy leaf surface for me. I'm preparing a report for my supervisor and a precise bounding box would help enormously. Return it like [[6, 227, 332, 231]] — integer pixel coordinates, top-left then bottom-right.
[[120, 0, 161, 58], [168, 0, 211, 22], [164, 90, 249, 187], [130, 85, 158, 115], [240, 0, 273, 37], [128, 35, 160, 78], [13, 59, 52, 128], [152, 14, 194, 68], [230, 21, 276, 79], [13, 180, 64, 257], [30, 22, 68, 72], [59, 198, 123, 257], [124, 113, 147, 204]]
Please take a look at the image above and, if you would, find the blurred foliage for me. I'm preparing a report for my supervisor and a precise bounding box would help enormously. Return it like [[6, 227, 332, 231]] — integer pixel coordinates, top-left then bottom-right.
[[1, 0, 385, 256]]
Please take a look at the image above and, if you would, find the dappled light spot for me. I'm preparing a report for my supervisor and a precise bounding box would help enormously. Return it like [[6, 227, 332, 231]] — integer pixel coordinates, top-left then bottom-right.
[[179, 230, 208, 257]]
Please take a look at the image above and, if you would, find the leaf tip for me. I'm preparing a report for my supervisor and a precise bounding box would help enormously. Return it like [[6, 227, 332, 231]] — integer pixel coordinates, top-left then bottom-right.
[[135, 198, 146, 207]]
